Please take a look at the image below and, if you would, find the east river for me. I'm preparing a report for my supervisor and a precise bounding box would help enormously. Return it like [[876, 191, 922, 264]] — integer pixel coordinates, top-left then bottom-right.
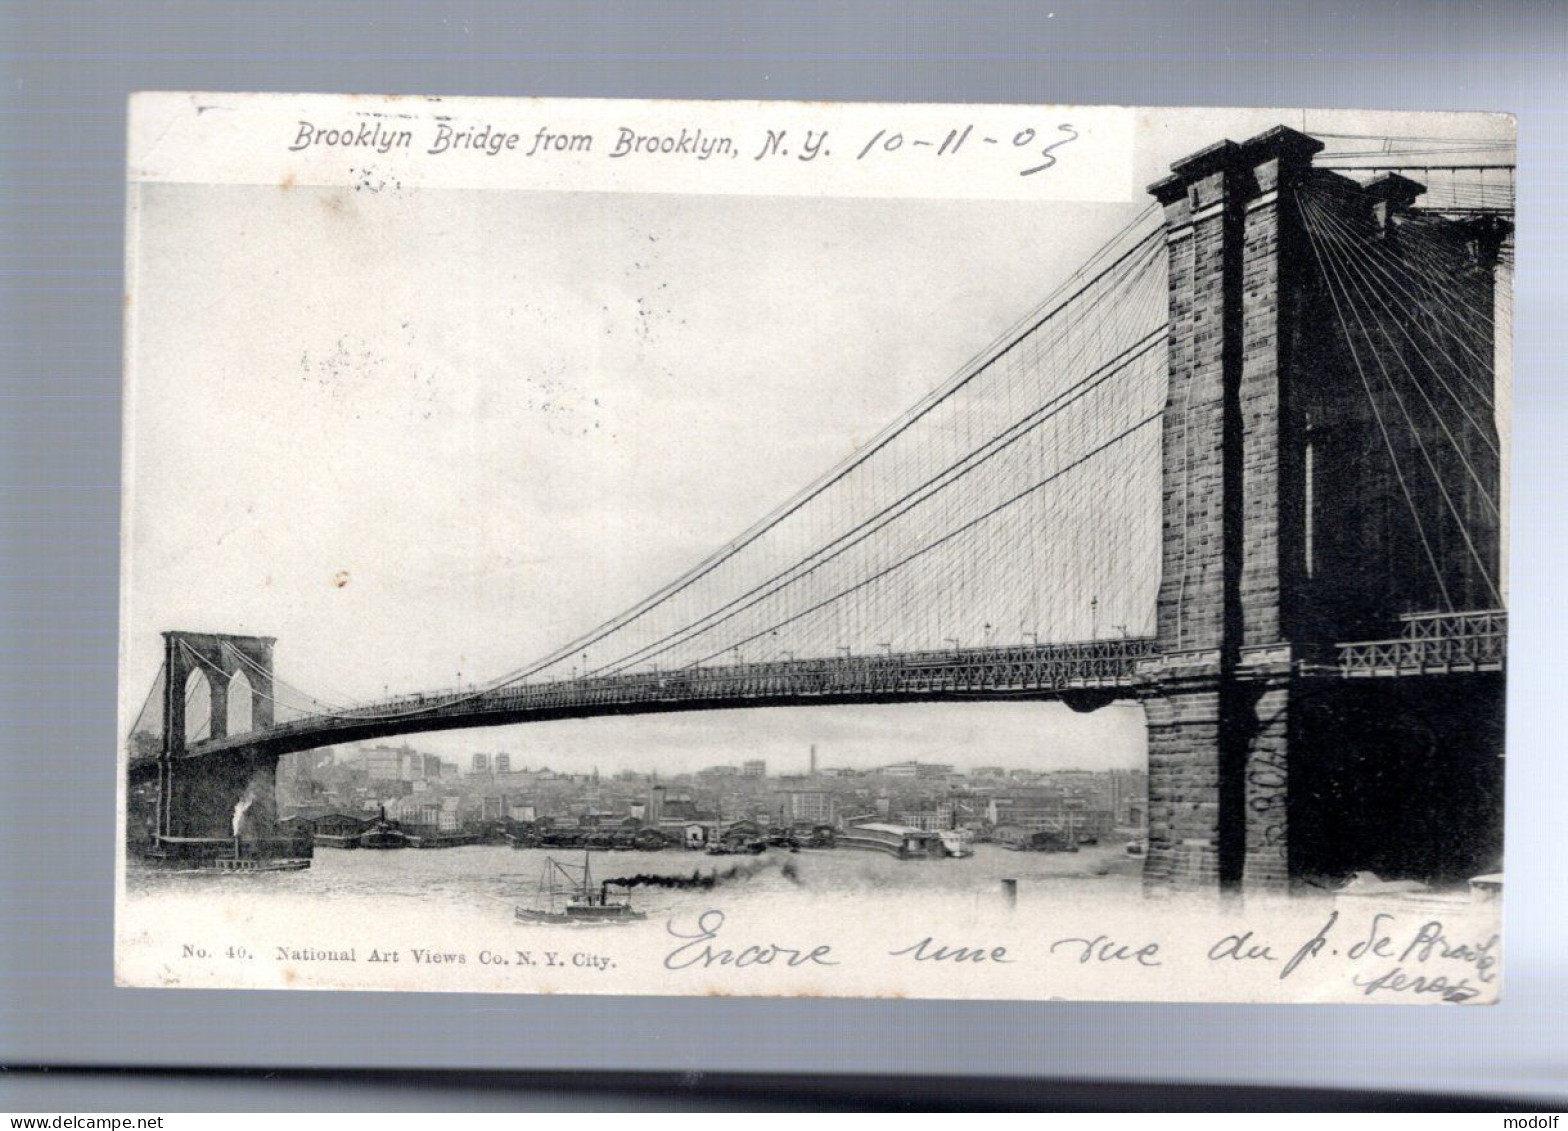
[[126, 840, 1143, 920]]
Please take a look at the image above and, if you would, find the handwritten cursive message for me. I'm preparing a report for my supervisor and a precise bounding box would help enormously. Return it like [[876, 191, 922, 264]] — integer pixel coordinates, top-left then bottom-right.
[[637, 906, 1501, 1005]]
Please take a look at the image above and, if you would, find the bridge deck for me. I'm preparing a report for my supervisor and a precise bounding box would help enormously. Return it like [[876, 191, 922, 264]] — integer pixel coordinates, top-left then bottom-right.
[[137, 639, 1156, 770], [129, 612, 1506, 775]]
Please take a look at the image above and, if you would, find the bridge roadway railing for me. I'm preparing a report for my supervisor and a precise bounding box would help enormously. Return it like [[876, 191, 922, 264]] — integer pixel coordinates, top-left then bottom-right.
[[1336, 609, 1507, 678], [130, 614, 1508, 769], [172, 637, 1159, 760]]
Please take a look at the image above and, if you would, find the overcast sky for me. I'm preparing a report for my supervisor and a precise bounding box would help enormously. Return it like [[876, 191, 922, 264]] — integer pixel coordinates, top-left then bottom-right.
[[120, 106, 1511, 773]]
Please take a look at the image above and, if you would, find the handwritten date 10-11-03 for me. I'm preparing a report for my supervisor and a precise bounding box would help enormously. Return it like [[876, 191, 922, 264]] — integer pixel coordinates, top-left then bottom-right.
[[751, 123, 1082, 177], [851, 123, 1080, 177]]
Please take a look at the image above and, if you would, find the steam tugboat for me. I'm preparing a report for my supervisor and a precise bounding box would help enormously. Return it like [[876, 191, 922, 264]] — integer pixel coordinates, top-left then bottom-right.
[[357, 806, 410, 849], [137, 794, 312, 871], [515, 850, 646, 924]]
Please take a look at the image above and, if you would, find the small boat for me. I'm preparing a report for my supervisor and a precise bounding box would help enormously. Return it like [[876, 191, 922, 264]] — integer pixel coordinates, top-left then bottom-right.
[[515, 851, 647, 925], [358, 821, 411, 850], [211, 856, 311, 873], [938, 829, 975, 858]]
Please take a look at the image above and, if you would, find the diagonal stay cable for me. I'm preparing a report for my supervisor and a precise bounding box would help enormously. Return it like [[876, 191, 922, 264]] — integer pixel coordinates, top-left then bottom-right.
[[1303, 190, 1502, 428], [1298, 189, 1454, 611], [1306, 196, 1501, 605], [1302, 195, 1502, 500]]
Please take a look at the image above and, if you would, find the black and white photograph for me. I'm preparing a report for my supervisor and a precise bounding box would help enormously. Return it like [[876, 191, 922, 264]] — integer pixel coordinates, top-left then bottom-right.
[[115, 94, 1511, 1003]]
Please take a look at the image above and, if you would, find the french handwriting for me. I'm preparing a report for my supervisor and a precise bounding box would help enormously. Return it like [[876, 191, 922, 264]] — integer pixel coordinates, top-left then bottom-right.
[[662, 909, 838, 971], [890, 937, 1013, 964], [1280, 910, 1338, 980], [1352, 965, 1481, 1003], [1206, 930, 1278, 964], [1049, 933, 1162, 967]]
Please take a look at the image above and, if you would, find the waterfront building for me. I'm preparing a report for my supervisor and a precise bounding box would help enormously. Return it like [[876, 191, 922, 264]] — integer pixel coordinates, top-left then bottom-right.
[[777, 789, 833, 824], [897, 805, 957, 831], [878, 760, 956, 779]]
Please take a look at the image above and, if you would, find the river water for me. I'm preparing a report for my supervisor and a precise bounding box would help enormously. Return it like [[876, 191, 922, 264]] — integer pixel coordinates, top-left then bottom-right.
[[126, 839, 1143, 918]]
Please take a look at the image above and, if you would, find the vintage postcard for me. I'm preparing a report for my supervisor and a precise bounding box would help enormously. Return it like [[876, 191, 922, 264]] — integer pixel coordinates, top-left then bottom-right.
[[116, 94, 1511, 1002]]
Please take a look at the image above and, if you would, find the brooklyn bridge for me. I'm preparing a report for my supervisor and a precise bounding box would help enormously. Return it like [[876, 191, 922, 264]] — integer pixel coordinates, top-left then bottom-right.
[[125, 125, 1511, 893]]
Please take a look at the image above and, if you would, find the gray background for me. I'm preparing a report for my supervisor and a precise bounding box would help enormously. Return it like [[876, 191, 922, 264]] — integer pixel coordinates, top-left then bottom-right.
[[2, 0, 1564, 1109]]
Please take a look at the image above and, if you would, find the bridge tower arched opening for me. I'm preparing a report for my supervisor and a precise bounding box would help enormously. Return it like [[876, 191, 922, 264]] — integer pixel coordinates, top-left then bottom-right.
[[182, 668, 212, 744], [226, 670, 255, 735]]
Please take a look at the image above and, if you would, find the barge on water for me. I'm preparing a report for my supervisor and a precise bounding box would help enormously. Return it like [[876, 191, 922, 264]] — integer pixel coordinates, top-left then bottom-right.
[[836, 823, 949, 859], [209, 856, 311, 873], [312, 833, 360, 849], [405, 831, 481, 849]]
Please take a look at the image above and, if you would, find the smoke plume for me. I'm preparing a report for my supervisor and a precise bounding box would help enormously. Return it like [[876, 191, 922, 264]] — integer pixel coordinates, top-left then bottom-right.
[[231, 776, 264, 837], [602, 858, 800, 900], [232, 796, 253, 837]]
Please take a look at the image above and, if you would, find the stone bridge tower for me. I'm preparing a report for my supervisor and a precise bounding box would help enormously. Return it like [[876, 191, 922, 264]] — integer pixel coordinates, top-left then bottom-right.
[[156, 630, 279, 843], [1140, 126, 1506, 893]]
